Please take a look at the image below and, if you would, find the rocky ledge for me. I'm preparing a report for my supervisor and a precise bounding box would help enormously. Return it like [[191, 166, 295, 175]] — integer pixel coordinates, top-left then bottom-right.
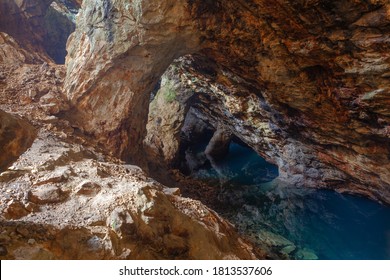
[[0, 54, 260, 259]]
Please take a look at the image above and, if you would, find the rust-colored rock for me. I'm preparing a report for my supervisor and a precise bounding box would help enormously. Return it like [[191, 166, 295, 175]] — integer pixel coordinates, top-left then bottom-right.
[[4, 0, 388, 205], [0, 33, 33, 64], [0, 110, 36, 172], [64, 0, 200, 164], [0, 131, 260, 260]]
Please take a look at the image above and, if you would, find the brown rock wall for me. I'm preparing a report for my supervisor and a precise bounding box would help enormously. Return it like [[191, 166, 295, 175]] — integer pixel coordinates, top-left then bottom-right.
[[0, 110, 36, 172], [65, 0, 390, 202]]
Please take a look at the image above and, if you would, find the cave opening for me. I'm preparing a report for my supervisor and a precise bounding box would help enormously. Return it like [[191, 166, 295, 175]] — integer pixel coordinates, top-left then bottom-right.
[[144, 56, 390, 260], [178, 114, 279, 187], [177, 112, 390, 260], [162, 104, 390, 261]]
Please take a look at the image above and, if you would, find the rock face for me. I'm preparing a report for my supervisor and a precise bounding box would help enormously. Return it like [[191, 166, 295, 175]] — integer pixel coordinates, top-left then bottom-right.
[[64, 0, 200, 164], [205, 126, 232, 161], [0, 0, 80, 63], [0, 0, 53, 63], [0, 33, 37, 64], [144, 64, 195, 169], [0, 110, 36, 172], [0, 130, 259, 260], [1, 0, 389, 261], [66, 0, 390, 203], [42, 1, 79, 63], [0, 38, 260, 260]]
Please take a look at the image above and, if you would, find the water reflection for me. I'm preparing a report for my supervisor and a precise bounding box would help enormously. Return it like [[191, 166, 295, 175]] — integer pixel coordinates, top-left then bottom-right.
[[191, 142, 390, 260]]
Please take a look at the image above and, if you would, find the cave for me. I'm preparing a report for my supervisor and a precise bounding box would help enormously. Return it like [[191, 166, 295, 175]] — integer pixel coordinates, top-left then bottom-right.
[[176, 107, 279, 185], [165, 103, 390, 260], [143, 54, 390, 259], [1, 0, 390, 262]]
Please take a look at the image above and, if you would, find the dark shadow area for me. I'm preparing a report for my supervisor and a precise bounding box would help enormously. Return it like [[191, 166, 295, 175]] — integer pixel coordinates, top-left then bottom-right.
[[43, 5, 76, 64]]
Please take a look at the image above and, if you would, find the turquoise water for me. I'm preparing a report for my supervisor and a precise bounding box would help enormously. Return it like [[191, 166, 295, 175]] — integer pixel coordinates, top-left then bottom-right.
[[192, 142, 390, 260]]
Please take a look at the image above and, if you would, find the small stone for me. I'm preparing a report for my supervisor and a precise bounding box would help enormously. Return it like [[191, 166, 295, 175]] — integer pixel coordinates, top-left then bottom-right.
[[296, 248, 319, 260], [163, 188, 181, 196], [16, 227, 29, 237], [34, 166, 72, 186], [76, 181, 101, 196], [3, 200, 29, 219], [20, 95, 33, 105], [39, 92, 68, 115], [28, 239, 36, 245], [28, 89, 38, 99], [107, 207, 135, 237], [28, 185, 66, 204], [280, 244, 296, 255], [25, 202, 40, 213], [54, 69, 64, 79]]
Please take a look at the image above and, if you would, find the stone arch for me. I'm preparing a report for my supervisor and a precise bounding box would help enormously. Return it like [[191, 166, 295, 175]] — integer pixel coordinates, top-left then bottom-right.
[[63, 0, 390, 204], [64, 0, 201, 165]]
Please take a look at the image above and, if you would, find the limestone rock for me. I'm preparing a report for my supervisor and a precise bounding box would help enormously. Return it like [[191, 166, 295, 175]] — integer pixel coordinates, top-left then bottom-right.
[[64, 0, 200, 164], [0, 131, 260, 260], [144, 63, 196, 167], [28, 185, 66, 204], [65, 0, 390, 202], [0, 33, 29, 64], [205, 126, 233, 161], [296, 248, 319, 260], [0, 0, 53, 63], [39, 92, 69, 115], [75, 180, 101, 196], [0, 0, 80, 64]]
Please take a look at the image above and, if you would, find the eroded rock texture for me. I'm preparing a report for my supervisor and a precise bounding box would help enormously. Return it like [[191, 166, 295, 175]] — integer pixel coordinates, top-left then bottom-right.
[[0, 51, 260, 260], [0, 131, 258, 260], [64, 0, 200, 164], [66, 0, 390, 203], [189, 0, 390, 202]]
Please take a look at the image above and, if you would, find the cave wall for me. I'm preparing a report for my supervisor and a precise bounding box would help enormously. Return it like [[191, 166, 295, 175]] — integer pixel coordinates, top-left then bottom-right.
[[0, 0, 81, 64], [65, 0, 390, 202], [0, 0, 53, 63], [0, 110, 36, 172], [64, 0, 200, 164]]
